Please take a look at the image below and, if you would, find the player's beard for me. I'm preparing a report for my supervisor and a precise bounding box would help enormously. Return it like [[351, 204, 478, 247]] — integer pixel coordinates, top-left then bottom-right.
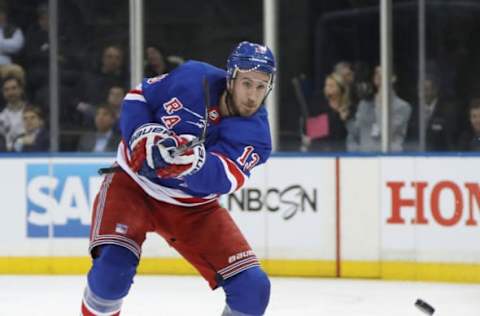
[[225, 92, 240, 117]]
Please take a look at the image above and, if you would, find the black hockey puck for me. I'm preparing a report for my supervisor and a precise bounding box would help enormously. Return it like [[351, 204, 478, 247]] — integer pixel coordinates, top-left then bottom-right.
[[415, 298, 435, 315]]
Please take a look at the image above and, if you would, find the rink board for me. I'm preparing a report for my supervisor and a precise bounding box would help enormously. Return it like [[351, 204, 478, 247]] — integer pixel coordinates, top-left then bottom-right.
[[0, 154, 479, 282]]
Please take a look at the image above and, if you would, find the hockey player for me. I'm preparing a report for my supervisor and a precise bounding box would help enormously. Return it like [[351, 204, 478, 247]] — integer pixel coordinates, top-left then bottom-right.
[[80, 41, 276, 316]]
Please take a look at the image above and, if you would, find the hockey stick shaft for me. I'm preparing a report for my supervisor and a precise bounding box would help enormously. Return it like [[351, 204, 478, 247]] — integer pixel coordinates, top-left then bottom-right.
[[170, 77, 209, 156]]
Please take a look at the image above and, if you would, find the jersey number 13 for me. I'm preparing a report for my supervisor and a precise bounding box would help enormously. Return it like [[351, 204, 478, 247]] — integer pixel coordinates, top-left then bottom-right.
[[236, 146, 260, 172]]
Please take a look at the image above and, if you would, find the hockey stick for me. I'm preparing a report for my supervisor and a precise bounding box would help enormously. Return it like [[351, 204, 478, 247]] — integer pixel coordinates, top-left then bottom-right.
[[98, 77, 210, 175], [291, 75, 310, 152], [292, 75, 310, 122], [170, 77, 209, 156]]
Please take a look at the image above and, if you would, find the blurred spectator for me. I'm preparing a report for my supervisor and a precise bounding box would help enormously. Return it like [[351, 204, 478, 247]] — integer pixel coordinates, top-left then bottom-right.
[[303, 72, 351, 151], [409, 75, 458, 151], [76, 85, 125, 129], [457, 99, 480, 151], [76, 45, 128, 118], [24, 2, 81, 120], [346, 65, 412, 152], [0, 131, 5, 150], [351, 61, 375, 102], [0, 63, 25, 106], [334, 61, 354, 85], [107, 85, 125, 123], [0, 63, 24, 84], [77, 105, 120, 152], [144, 45, 184, 78], [0, 1, 24, 65], [24, 3, 48, 65], [0, 76, 28, 151], [334, 61, 378, 119], [24, 2, 49, 105], [333, 61, 357, 111], [12, 105, 49, 152]]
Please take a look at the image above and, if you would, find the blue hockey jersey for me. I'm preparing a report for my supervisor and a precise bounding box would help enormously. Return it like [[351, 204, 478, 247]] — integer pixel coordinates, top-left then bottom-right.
[[115, 60, 272, 206]]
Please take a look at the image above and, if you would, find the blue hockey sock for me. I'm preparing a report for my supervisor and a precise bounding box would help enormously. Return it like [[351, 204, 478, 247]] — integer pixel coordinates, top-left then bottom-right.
[[222, 267, 271, 316], [87, 244, 139, 301]]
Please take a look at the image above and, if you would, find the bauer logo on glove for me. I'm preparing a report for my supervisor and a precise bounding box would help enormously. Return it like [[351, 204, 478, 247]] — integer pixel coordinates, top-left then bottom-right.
[[129, 123, 170, 148]]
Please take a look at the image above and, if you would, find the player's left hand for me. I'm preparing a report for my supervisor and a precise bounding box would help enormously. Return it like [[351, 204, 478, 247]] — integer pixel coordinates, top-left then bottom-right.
[[140, 134, 206, 179]]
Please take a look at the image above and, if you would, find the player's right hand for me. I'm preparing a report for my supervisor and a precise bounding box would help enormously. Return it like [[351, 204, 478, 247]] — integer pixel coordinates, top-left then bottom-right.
[[148, 134, 206, 178]]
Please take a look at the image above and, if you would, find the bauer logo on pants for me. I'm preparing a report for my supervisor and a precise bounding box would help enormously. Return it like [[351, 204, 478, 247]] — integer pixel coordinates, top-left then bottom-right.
[[26, 163, 103, 238]]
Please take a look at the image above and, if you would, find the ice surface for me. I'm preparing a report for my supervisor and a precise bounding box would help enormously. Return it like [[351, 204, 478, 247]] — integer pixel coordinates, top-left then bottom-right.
[[0, 275, 479, 315]]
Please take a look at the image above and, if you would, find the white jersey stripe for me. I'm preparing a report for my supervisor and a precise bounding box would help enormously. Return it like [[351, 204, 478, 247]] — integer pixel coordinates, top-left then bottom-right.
[[93, 234, 141, 252], [222, 262, 260, 279], [92, 174, 113, 238], [124, 93, 146, 103], [211, 152, 237, 193], [218, 256, 259, 274], [116, 142, 217, 207]]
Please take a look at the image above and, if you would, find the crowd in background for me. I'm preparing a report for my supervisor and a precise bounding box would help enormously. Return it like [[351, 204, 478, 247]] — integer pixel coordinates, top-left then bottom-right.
[[300, 60, 480, 152], [0, 1, 184, 153], [0, 0, 479, 153]]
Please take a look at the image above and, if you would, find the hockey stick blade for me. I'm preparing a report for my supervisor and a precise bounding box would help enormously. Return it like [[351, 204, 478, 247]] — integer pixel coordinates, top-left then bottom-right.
[[98, 166, 122, 175]]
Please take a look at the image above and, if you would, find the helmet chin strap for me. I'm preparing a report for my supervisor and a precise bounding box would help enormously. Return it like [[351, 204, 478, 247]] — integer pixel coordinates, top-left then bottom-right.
[[260, 85, 273, 106]]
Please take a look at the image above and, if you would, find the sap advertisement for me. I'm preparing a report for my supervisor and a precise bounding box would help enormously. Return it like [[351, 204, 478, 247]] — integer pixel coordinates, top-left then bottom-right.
[[0, 157, 113, 256], [26, 163, 104, 238]]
